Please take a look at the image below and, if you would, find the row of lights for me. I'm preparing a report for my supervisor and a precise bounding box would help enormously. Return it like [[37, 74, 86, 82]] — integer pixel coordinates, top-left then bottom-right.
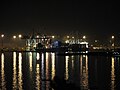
[[13, 34, 22, 39], [68, 35, 115, 39], [1, 34, 55, 39], [66, 35, 86, 39], [1, 34, 115, 40], [0, 34, 23, 49], [1, 34, 22, 39]]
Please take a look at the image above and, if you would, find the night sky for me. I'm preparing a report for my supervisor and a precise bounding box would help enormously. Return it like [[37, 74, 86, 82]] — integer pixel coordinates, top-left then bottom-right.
[[0, 0, 120, 38]]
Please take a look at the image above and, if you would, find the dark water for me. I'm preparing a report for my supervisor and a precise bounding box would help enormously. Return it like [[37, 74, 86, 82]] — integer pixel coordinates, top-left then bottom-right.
[[0, 52, 120, 90]]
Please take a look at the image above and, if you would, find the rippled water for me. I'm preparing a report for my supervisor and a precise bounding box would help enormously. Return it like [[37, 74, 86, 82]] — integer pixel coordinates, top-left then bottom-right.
[[0, 52, 120, 90]]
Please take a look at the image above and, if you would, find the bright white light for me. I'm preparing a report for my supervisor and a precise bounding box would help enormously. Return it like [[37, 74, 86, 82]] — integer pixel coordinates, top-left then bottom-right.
[[86, 44, 88, 48], [83, 36, 86, 39], [28, 44, 31, 46], [1, 34, 4, 38], [112, 36, 114, 39], [18, 34, 22, 38], [42, 39, 44, 41], [80, 41, 88, 44], [52, 36, 55, 38], [65, 40, 69, 43], [80, 41, 89, 48], [37, 35, 39, 38], [36, 53, 40, 60], [13, 36, 16, 39]]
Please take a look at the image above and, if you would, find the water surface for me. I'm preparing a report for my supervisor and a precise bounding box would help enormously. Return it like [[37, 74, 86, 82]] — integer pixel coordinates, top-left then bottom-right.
[[0, 52, 120, 90]]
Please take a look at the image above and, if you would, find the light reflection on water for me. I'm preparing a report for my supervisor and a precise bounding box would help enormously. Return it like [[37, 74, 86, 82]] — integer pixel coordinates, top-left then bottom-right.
[[12, 52, 23, 90], [29, 52, 33, 72], [65, 56, 69, 80], [46, 52, 49, 80], [45, 52, 50, 90], [41, 53, 45, 80], [80, 55, 89, 90], [111, 57, 115, 90], [35, 64, 40, 90], [0, 52, 120, 90], [51, 53, 55, 80], [13, 52, 17, 89], [36, 53, 40, 60], [18, 52, 23, 90], [1, 53, 6, 90]]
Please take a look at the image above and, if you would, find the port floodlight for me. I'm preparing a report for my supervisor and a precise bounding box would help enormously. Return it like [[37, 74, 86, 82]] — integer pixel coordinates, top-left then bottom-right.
[[112, 36, 114, 39], [13, 35, 16, 39], [1, 34, 4, 38], [18, 34, 22, 38]]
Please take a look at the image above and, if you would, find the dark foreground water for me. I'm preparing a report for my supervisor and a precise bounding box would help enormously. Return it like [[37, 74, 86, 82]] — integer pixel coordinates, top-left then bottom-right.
[[0, 52, 120, 90]]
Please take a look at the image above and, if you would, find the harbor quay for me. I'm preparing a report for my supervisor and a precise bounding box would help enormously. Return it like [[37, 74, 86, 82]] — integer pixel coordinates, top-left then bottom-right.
[[0, 33, 120, 55]]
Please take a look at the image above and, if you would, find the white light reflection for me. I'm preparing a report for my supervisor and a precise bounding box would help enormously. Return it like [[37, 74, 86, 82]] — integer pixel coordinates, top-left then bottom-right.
[[36, 53, 40, 60], [18, 53, 23, 90], [45, 53, 50, 90], [65, 56, 69, 80], [80, 55, 89, 89], [41, 53, 45, 79], [46, 52, 49, 80], [35, 64, 40, 90], [1, 53, 6, 90], [13, 52, 17, 89], [111, 57, 115, 90], [71, 55, 74, 69], [29, 52, 33, 72], [51, 53, 55, 79]]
